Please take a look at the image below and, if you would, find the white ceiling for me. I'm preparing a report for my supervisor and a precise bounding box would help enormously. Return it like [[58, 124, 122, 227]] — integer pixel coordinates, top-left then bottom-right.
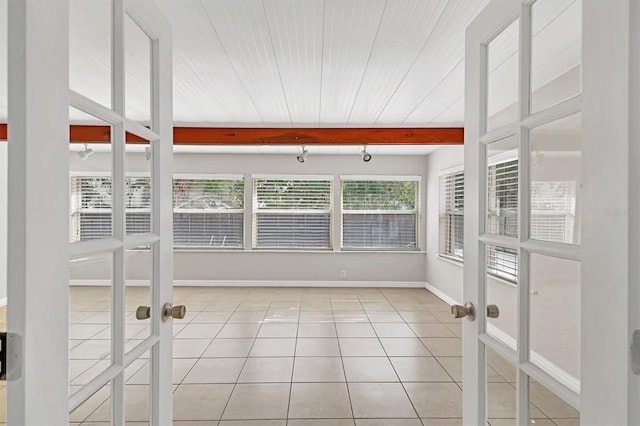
[[2, 0, 580, 156]]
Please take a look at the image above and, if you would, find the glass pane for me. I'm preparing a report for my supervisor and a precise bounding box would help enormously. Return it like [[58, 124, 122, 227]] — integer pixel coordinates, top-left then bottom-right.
[[70, 0, 111, 108], [531, 0, 582, 113], [487, 19, 519, 132], [125, 14, 152, 123], [125, 137, 152, 235], [125, 355, 151, 422], [530, 113, 582, 244], [486, 134, 518, 238], [69, 253, 112, 388], [486, 347, 517, 424], [486, 245, 518, 345], [530, 253, 581, 383], [69, 107, 113, 243], [528, 376, 579, 424], [126, 245, 153, 347], [69, 381, 111, 424]]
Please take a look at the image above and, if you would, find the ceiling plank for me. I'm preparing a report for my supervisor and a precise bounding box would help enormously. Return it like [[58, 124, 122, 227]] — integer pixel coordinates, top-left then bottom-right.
[[0, 124, 463, 145]]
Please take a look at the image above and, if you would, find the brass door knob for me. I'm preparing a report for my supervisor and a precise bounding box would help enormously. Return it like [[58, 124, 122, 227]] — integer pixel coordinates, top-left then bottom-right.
[[136, 306, 151, 320], [451, 302, 475, 320], [162, 303, 187, 321], [487, 305, 500, 318]]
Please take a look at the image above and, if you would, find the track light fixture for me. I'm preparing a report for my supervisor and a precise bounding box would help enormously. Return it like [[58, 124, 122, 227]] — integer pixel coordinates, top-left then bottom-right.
[[78, 144, 94, 160], [145, 146, 152, 161], [297, 146, 309, 163], [361, 145, 372, 162]]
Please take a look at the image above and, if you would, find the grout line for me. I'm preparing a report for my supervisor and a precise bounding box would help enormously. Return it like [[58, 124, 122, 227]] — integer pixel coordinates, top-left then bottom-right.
[[331, 294, 356, 421]]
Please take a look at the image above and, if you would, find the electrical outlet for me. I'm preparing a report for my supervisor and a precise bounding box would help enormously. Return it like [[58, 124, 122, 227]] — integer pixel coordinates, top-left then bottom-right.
[[340, 270, 347, 279]]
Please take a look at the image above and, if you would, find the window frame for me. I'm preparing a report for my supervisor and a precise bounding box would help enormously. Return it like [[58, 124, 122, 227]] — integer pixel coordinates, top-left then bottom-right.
[[251, 174, 334, 250], [340, 175, 421, 251], [438, 166, 465, 262]]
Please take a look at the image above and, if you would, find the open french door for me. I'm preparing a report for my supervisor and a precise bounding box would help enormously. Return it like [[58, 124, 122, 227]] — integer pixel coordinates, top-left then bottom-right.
[[7, 0, 174, 423], [463, 0, 637, 424]]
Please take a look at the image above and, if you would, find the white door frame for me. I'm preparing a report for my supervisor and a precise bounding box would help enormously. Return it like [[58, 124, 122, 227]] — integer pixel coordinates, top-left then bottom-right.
[[464, 0, 637, 424], [7, 1, 173, 424]]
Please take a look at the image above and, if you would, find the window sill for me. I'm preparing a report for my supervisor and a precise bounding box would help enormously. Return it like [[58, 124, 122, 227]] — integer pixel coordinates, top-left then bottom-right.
[[172, 248, 426, 254], [437, 255, 464, 267]]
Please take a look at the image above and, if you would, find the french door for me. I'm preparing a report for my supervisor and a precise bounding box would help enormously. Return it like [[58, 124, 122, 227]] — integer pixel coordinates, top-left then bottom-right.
[[464, 0, 637, 424], [7, 0, 174, 424]]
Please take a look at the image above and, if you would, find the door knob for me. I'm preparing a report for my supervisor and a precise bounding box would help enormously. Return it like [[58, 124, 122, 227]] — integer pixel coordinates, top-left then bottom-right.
[[487, 304, 500, 318], [162, 303, 187, 321], [451, 302, 475, 320], [136, 306, 151, 320]]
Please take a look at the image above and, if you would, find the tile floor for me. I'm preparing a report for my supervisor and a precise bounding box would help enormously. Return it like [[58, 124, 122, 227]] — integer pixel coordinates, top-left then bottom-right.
[[0, 287, 579, 425]]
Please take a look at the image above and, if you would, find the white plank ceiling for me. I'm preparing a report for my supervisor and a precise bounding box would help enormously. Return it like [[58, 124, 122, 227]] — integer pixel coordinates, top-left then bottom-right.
[[1, 0, 580, 155]]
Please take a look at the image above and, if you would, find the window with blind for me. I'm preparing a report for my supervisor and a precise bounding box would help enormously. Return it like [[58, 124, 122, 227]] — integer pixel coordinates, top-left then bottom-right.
[[173, 177, 245, 248], [341, 177, 419, 250], [253, 177, 332, 249], [439, 170, 464, 260], [530, 181, 576, 243], [487, 159, 519, 238], [70, 176, 151, 241]]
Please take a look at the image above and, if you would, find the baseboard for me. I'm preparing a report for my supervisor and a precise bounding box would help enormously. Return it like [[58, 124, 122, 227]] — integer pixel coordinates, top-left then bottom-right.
[[0, 297, 6, 307], [69, 279, 427, 288], [424, 282, 460, 305]]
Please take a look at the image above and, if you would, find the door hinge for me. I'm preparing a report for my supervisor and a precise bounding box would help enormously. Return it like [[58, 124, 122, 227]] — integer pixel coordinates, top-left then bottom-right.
[[632, 330, 640, 375]]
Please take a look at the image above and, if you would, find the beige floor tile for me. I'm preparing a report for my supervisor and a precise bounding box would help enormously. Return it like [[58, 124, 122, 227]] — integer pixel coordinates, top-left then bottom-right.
[[437, 357, 462, 382], [176, 323, 224, 339], [222, 383, 290, 420], [173, 338, 213, 358], [69, 339, 111, 360], [288, 383, 352, 419], [421, 338, 462, 357], [127, 358, 198, 385], [238, 357, 293, 383], [332, 312, 369, 322], [249, 338, 296, 357], [183, 358, 246, 384], [227, 312, 266, 324], [372, 323, 416, 338], [218, 421, 285, 426], [86, 384, 150, 422], [288, 420, 354, 426], [431, 311, 459, 323], [217, 324, 261, 339], [408, 323, 456, 338], [297, 323, 337, 337], [174, 421, 220, 426], [173, 384, 234, 421], [69, 324, 109, 340], [256, 323, 298, 338], [342, 357, 398, 382], [292, 357, 345, 382], [299, 312, 334, 322], [379, 338, 431, 357], [338, 338, 386, 356], [366, 311, 404, 322], [295, 338, 340, 356], [390, 357, 452, 382], [405, 383, 462, 418], [420, 418, 463, 426], [348, 383, 417, 418], [529, 382, 580, 419], [444, 322, 462, 338], [397, 311, 439, 323], [356, 420, 422, 426], [69, 385, 111, 423], [191, 311, 233, 323], [335, 323, 376, 337], [203, 339, 254, 358]]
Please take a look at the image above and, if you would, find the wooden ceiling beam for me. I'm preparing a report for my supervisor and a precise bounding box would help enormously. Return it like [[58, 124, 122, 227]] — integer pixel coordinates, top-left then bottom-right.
[[0, 124, 463, 145]]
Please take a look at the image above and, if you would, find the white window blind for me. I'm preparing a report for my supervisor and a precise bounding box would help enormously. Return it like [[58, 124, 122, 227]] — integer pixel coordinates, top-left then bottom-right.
[[486, 245, 518, 282], [341, 178, 418, 250], [530, 181, 576, 243], [173, 177, 244, 248], [253, 177, 332, 249], [70, 176, 152, 242], [487, 159, 519, 238], [439, 171, 464, 260]]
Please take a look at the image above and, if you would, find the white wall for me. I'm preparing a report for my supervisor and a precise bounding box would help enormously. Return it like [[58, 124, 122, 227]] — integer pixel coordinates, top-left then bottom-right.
[[69, 151, 429, 285], [424, 145, 465, 302], [0, 144, 6, 301]]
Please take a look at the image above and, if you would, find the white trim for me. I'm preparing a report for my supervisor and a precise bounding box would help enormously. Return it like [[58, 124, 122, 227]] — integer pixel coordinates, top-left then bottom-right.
[[438, 164, 465, 177], [0, 298, 7, 307], [252, 174, 333, 180], [424, 282, 460, 305], [340, 175, 422, 182], [70, 279, 427, 288], [173, 173, 245, 180]]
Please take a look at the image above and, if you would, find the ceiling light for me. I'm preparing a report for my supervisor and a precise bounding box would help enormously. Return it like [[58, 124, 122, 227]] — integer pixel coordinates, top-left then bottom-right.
[[296, 146, 309, 163], [78, 144, 93, 160], [145, 146, 152, 161], [361, 146, 372, 162]]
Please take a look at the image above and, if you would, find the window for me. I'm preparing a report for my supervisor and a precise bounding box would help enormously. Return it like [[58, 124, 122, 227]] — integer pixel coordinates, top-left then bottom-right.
[[487, 159, 519, 238], [70, 175, 151, 241], [253, 176, 332, 249], [439, 170, 464, 260], [341, 177, 419, 250], [530, 181, 576, 243], [173, 176, 245, 248]]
